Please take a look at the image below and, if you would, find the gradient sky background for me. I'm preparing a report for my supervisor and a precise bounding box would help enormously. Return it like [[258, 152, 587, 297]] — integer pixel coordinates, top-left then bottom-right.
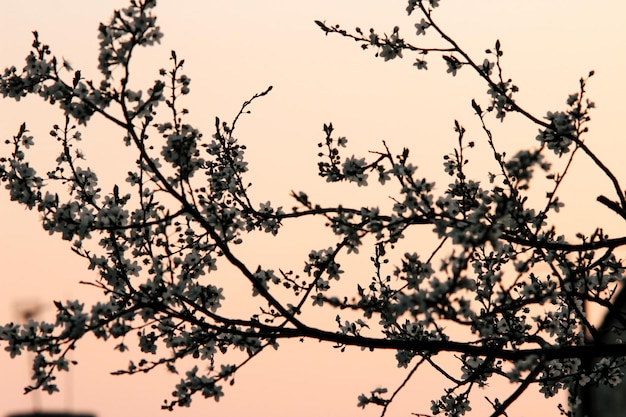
[[1, 1, 626, 416]]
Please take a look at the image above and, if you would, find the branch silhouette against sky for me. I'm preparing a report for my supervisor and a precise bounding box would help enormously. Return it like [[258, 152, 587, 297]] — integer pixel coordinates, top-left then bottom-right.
[[1, 1, 626, 416]]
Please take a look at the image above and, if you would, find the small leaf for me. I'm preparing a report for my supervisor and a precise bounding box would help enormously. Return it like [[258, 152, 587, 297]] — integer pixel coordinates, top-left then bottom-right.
[[73, 70, 81, 88], [471, 99, 482, 115]]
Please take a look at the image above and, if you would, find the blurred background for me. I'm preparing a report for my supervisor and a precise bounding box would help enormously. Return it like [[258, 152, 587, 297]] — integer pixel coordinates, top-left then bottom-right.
[[1, 1, 625, 416]]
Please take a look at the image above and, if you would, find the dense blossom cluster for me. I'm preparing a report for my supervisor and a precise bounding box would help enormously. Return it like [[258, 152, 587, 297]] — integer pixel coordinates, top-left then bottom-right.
[[1, 1, 625, 416]]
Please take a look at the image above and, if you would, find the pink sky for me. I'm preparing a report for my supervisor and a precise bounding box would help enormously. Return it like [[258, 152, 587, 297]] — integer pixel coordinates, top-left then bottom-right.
[[1, 1, 626, 416]]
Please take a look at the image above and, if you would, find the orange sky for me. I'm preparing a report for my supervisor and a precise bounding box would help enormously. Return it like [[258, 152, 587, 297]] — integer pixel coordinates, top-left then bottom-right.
[[1, 1, 626, 416]]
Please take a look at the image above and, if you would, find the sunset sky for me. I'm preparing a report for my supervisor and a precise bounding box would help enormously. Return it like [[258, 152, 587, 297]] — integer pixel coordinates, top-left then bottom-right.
[[1, 1, 626, 416]]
